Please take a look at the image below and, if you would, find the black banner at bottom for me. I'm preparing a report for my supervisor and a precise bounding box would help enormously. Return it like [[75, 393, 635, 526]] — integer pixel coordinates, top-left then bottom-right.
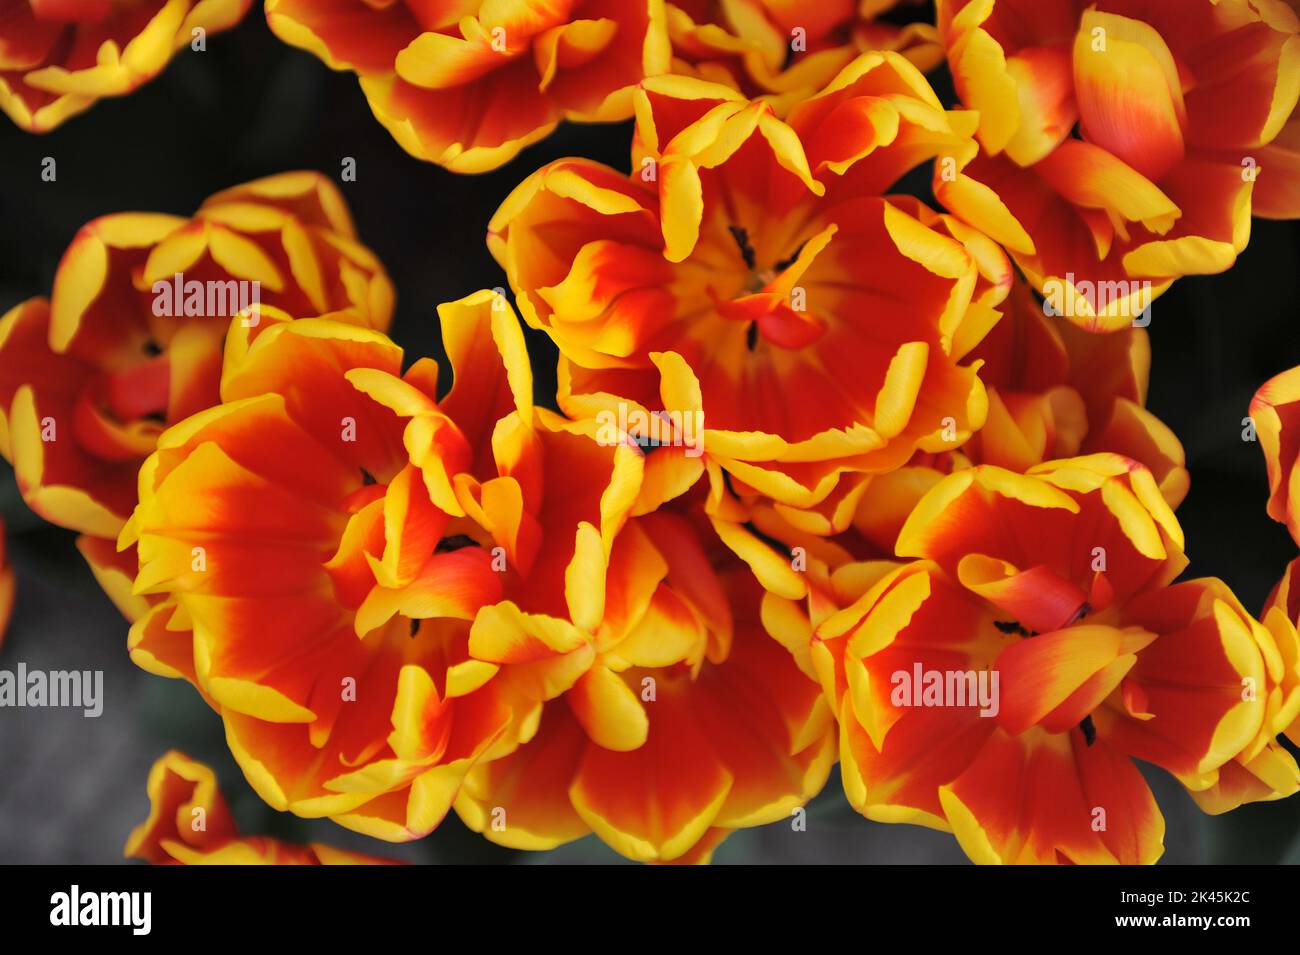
[[2, 864, 1285, 941]]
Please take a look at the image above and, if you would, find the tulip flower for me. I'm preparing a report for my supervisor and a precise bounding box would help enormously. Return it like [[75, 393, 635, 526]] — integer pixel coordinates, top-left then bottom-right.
[[831, 272, 1189, 560], [1251, 364, 1300, 547], [265, 0, 671, 172], [666, 0, 942, 107], [933, 0, 1300, 330], [0, 172, 393, 618], [0, 0, 253, 132], [710, 257, 1189, 579], [453, 493, 835, 863], [119, 293, 645, 840], [947, 274, 1187, 505], [768, 454, 1285, 863], [126, 751, 399, 864], [490, 54, 1009, 531], [1186, 560, 1300, 814]]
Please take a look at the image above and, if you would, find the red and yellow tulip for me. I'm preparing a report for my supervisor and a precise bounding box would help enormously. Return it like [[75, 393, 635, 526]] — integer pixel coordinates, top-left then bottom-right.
[[0, 172, 392, 618], [853, 271, 1188, 554], [1187, 560, 1300, 814], [265, 0, 671, 172], [0, 0, 253, 132], [126, 751, 399, 864], [960, 277, 1186, 506], [118, 290, 835, 859], [1251, 364, 1300, 547], [933, 0, 1300, 330], [491, 55, 1008, 530], [710, 268, 1189, 577], [765, 454, 1291, 863], [119, 293, 641, 840], [454, 494, 835, 862], [666, 0, 942, 107]]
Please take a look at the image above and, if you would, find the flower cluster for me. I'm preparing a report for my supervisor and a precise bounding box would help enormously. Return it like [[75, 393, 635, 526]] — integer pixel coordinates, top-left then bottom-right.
[[2, 0, 1299, 866]]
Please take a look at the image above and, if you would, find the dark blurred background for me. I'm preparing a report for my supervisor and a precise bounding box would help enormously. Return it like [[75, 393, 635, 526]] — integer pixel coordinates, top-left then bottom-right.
[[0, 11, 1298, 865]]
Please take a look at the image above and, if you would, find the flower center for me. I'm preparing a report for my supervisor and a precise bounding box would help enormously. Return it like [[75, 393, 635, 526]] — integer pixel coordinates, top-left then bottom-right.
[[719, 223, 824, 350]]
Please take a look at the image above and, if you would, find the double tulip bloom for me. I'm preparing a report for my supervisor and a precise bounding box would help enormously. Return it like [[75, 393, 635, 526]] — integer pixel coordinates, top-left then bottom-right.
[[265, 0, 672, 172], [832, 272, 1190, 553], [944, 274, 1187, 506], [1252, 365, 1300, 548], [122, 299, 552, 840], [0, 172, 393, 618], [1249, 368, 1300, 816], [119, 292, 832, 859], [934, 0, 1300, 329], [126, 751, 398, 864], [666, 0, 942, 104], [491, 53, 1001, 541], [0, 0, 253, 131], [766, 455, 1299, 862]]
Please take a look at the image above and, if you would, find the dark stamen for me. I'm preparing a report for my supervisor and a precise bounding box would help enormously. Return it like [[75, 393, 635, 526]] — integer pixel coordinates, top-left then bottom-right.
[[360, 469, 377, 486], [746, 321, 759, 351], [728, 225, 757, 270], [409, 619, 420, 638], [435, 535, 479, 553], [143, 339, 163, 357], [1080, 715, 1097, 746], [994, 620, 1036, 638], [632, 433, 660, 457], [773, 241, 806, 273]]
